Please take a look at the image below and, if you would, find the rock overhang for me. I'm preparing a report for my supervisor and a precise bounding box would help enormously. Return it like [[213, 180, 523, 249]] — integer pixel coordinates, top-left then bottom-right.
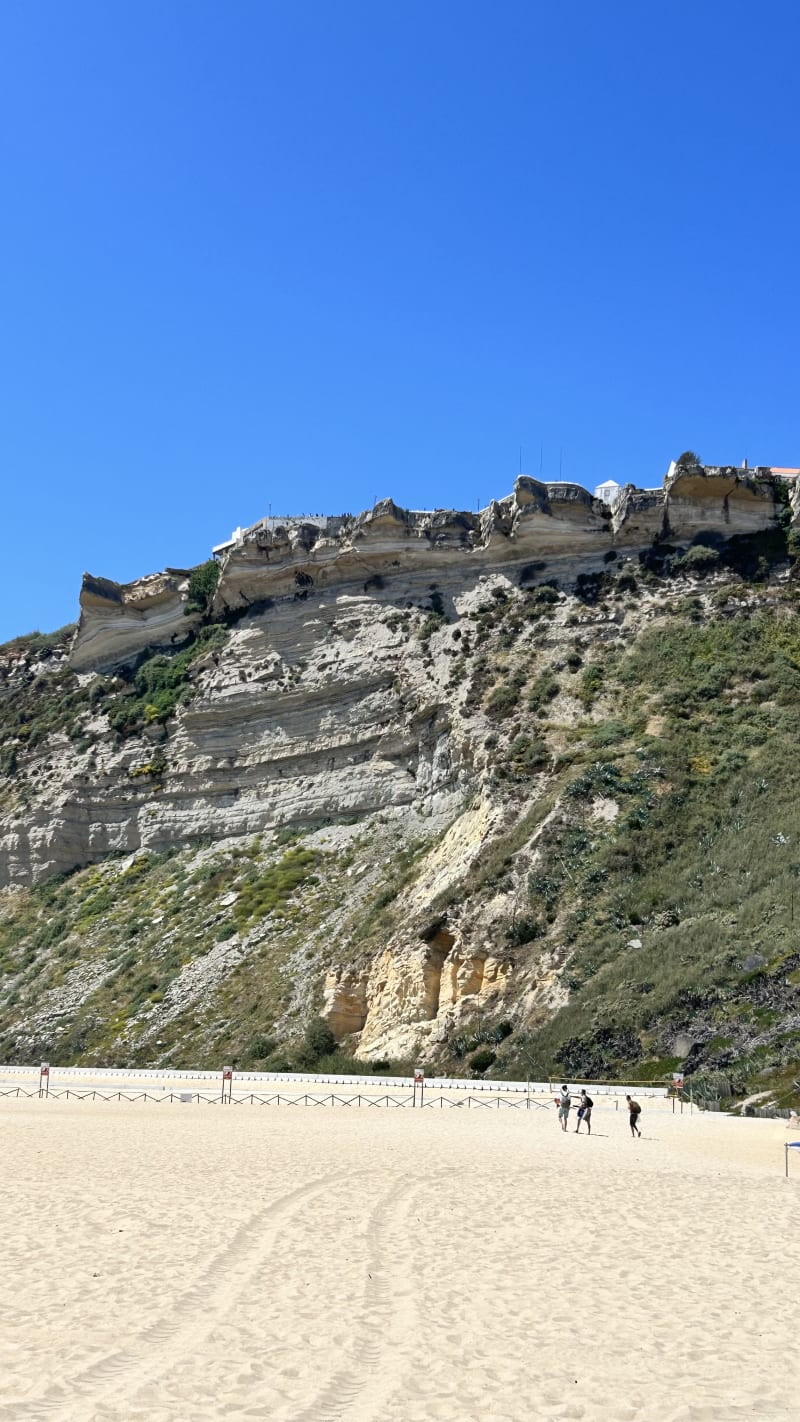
[[67, 468, 787, 675]]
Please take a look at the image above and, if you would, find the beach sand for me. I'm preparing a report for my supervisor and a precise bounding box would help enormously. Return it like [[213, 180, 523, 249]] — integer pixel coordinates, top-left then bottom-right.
[[0, 1094, 797, 1421]]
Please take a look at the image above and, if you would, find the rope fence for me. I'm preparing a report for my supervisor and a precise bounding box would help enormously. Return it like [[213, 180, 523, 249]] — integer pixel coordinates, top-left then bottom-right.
[[0, 1085, 542, 1109], [0, 1086, 704, 1116], [0, 1063, 688, 1113]]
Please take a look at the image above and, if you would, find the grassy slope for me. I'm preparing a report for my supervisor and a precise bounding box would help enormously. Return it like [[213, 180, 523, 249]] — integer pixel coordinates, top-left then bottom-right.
[[0, 835, 351, 1069], [474, 586, 800, 1102]]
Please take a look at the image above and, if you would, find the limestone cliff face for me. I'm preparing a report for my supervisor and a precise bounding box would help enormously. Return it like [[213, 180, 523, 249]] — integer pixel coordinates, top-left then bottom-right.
[[0, 469, 788, 892], [69, 469, 784, 675], [0, 593, 463, 887], [319, 792, 567, 1060], [324, 939, 517, 1061], [611, 466, 781, 547], [211, 480, 612, 623], [661, 465, 779, 541], [71, 570, 202, 673]]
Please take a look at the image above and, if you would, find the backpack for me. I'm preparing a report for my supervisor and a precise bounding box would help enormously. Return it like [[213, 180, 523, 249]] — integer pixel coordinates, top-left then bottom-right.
[[584, 1096, 594, 1109], [630, 1101, 641, 1116]]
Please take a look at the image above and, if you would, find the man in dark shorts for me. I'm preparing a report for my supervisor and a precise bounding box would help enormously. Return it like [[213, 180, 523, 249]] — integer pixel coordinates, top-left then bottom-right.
[[625, 1094, 642, 1137], [575, 1089, 593, 1134]]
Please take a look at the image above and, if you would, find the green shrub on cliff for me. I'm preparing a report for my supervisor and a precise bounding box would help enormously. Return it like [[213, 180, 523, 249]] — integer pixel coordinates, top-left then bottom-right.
[[234, 846, 320, 933], [527, 672, 559, 713], [507, 734, 548, 777], [304, 1016, 336, 1059], [485, 682, 520, 719], [674, 545, 721, 576], [185, 560, 221, 614], [109, 624, 228, 735]]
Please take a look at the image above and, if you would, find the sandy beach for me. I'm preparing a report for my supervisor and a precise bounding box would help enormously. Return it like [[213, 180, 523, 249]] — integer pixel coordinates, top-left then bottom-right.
[[0, 1094, 797, 1422]]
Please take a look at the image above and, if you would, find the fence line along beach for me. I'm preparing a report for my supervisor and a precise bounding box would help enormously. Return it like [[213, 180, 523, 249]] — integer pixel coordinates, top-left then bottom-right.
[[0, 1061, 672, 1110], [1, 1087, 797, 1422]]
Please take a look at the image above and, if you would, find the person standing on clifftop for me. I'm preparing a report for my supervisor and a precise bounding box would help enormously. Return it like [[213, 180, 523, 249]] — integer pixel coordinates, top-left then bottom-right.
[[557, 1085, 571, 1131]]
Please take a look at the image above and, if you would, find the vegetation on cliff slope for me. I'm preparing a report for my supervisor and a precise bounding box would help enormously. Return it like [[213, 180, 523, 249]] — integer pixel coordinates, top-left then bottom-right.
[[0, 831, 358, 1070], [483, 595, 800, 1103]]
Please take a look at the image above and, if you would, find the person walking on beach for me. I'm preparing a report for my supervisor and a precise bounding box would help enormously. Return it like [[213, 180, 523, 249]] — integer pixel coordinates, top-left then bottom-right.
[[575, 1089, 593, 1134], [626, 1095, 642, 1137], [557, 1084, 571, 1131]]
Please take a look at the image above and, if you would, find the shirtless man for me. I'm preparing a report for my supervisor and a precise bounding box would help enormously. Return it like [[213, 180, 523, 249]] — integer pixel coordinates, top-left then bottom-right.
[[626, 1094, 642, 1137], [575, 1089, 593, 1134]]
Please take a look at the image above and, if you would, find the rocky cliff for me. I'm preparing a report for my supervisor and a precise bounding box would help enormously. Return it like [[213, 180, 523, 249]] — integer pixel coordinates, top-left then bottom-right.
[[1, 467, 785, 889], [0, 464, 798, 1101], [70, 465, 781, 675]]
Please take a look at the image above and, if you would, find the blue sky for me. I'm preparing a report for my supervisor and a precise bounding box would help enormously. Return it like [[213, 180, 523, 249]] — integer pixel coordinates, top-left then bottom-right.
[[2, 2, 799, 641]]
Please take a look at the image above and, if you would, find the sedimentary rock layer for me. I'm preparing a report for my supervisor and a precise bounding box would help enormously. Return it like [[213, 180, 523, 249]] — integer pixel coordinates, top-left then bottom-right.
[[71, 570, 201, 672], [0, 593, 460, 886], [69, 468, 783, 674]]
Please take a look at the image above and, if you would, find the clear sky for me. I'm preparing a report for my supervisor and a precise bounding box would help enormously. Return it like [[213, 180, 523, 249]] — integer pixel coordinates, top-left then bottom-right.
[[2, 2, 799, 641]]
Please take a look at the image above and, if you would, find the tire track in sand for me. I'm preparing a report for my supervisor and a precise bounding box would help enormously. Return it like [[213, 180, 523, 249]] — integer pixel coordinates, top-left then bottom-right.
[[2, 1171, 347, 1421], [295, 1170, 425, 1422]]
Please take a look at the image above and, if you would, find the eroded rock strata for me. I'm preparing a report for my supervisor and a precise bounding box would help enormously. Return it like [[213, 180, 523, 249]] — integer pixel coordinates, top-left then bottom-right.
[[1, 463, 798, 1083], [71, 468, 783, 674]]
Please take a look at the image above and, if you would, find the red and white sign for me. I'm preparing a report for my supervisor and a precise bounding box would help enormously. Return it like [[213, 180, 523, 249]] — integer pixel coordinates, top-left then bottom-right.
[[222, 1066, 233, 1081], [672, 1073, 685, 1090], [414, 1068, 424, 1085], [40, 1063, 50, 1078]]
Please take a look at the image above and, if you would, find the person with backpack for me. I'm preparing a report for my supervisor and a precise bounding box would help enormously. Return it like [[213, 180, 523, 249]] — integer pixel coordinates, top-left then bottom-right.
[[626, 1094, 642, 1137], [557, 1084, 571, 1131], [575, 1089, 593, 1134]]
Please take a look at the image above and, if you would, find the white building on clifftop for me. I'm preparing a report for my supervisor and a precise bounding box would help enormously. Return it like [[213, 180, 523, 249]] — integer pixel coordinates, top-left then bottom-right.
[[593, 480, 622, 506]]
